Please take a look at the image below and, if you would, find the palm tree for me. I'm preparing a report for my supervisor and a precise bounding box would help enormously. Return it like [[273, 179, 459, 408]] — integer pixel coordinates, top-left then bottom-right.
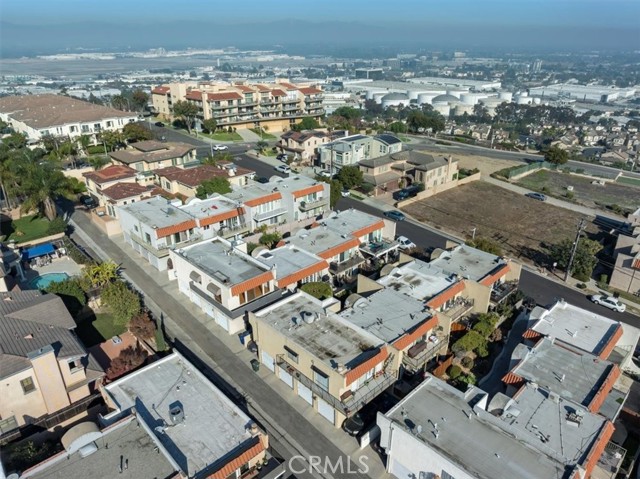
[[84, 261, 119, 287], [16, 160, 74, 220], [78, 134, 92, 155]]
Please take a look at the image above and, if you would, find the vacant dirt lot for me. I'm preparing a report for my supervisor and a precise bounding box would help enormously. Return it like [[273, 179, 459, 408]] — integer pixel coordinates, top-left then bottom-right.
[[401, 181, 597, 265], [417, 149, 520, 176], [516, 170, 640, 212]]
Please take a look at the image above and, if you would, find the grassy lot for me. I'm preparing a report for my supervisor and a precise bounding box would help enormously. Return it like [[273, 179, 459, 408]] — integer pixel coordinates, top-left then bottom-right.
[[250, 128, 277, 140], [3, 215, 51, 243], [200, 131, 243, 142], [516, 170, 640, 212], [76, 312, 126, 347], [617, 175, 640, 187], [401, 181, 598, 265]]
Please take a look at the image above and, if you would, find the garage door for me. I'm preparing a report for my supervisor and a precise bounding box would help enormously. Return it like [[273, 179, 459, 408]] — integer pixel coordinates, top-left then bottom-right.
[[297, 383, 313, 405], [190, 290, 201, 308], [278, 366, 293, 388], [317, 397, 335, 424], [261, 350, 275, 372]]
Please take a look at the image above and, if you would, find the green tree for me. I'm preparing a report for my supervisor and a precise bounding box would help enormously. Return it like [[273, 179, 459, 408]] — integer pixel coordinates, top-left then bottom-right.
[[466, 236, 503, 256], [550, 237, 602, 281], [292, 116, 321, 132], [387, 121, 407, 134], [101, 280, 141, 327], [452, 331, 488, 355], [78, 134, 92, 155], [332, 107, 362, 121], [99, 130, 125, 151], [202, 118, 217, 133], [259, 231, 282, 249], [16, 160, 75, 220], [337, 165, 364, 190], [122, 123, 153, 142], [131, 89, 149, 111], [84, 261, 119, 288], [110, 94, 130, 111], [88, 156, 110, 170], [256, 140, 268, 153], [544, 145, 569, 166], [3, 132, 27, 149], [447, 365, 462, 379], [301, 282, 333, 300], [45, 278, 87, 317], [172, 100, 199, 134], [196, 177, 232, 199], [47, 216, 68, 235]]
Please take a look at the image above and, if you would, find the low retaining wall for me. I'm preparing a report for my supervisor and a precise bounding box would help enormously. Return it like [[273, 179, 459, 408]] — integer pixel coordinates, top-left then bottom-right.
[[396, 172, 481, 208], [16, 232, 65, 248]]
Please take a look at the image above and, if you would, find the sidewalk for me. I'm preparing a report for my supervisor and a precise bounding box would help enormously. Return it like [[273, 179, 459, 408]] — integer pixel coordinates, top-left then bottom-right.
[[69, 210, 391, 479]]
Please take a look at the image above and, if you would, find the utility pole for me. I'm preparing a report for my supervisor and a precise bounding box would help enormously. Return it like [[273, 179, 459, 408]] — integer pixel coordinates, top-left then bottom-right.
[[564, 218, 587, 282]]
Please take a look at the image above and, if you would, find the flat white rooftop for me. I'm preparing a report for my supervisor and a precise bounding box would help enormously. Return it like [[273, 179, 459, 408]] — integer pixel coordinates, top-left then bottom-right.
[[104, 352, 254, 477], [323, 208, 383, 237], [256, 245, 326, 282], [340, 288, 433, 344], [179, 195, 240, 219], [378, 259, 457, 300], [430, 244, 506, 282], [287, 225, 356, 258], [120, 196, 193, 229], [529, 300, 622, 356]]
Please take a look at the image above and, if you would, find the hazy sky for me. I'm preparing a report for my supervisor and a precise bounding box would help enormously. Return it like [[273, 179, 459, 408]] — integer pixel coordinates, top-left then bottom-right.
[[3, 0, 639, 27]]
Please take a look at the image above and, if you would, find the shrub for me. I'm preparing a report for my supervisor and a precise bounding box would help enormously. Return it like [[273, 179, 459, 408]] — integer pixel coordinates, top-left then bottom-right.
[[246, 242, 259, 254], [461, 356, 474, 369], [475, 342, 490, 358], [44, 278, 87, 317], [541, 186, 550, 194], [458, 373, 477, 386], [576, 282, 587, 289], [452, 331, 487, 355], [490, 328, 504, 343], [47, 216, 67, 235], [259, 231, 282, 249], [447, 365, 462, 380], [597, 274, 609, 290], [360, 182, 375, 194], [87, 145, 106, 155], [300, 282, 333, 300], [473, 321, 494, 338], [106, 343, 148, 380], [101, 280, 141, 326], [565, 190, 575, 200], [155, 327, 168, 352], [129, 311, 156, 340], [573, 271, 591, 282]]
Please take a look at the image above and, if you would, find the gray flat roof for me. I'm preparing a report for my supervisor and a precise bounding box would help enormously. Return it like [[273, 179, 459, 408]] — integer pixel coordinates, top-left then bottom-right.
[[177, 238, 271, 287], [254, 292, 381, 369], [339, 288, 433, 344], [385, 378, 568, 479], [226, 174, 319, 203], [430, 244, 506, 282], [256, 245, 325, 281], [287, 226, 355, 257], [104, 352, 254, 478], [24, 416, 178, 479], [120, 196, 193, 229], [529, 301, 622, 356], [179, 196, 240, 219], [378, 259, 457, 301], [323, 208, 383, 237], [510, 338, 615, 407]]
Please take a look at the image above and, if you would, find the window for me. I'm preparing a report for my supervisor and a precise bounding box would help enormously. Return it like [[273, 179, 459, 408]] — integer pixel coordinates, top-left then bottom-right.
[[134, 225, 139, 232], [68, 359, 82, 372], [21, 377, 36, 394], [441, 471, 457, 479], [284, 346, 299, 364], [313, 367, 329, 391], [144, 232, 151, 244], [0, 416, 18, 434]]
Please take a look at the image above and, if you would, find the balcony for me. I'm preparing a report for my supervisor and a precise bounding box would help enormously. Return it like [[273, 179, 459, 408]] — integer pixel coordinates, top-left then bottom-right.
[[359, 239, 399, 258], [254, 207, 288, 223], [298, 198, 328, 211], [282, 105, 299, 112], [402, 334, 448, 372], [238, 100, 258, 107], [329, 255, 365, 275], [219, 223, 250, 238], [276, 355, 397, 417], [490, 280, 518, 305], [443, 298, 475, 321], [595, 442, 627, 479], [129, 232, 203, 258]]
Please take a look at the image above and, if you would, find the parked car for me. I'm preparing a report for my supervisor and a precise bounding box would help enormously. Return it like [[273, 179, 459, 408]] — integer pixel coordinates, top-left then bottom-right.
[[276, 153, 288, 161], [590, 294, 626, 312], [154, 121, 165, 127], [392, 185, 421, 201], [383, 210, 406, 221], [341, 189, 350, 197], [254, 176, 269, 184], [396, 235, 416, 250], [80, 195, 97, 209], [318, 170, 332, 179], [212, 144, 228, 151], [525, 192, 547, 201], [342, 413, 365, 436], [275, 164, 291, 174]]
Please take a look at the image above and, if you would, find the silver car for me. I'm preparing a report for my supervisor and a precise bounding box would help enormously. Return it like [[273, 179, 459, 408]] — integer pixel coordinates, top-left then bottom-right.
[[590, 294, 626, 313]]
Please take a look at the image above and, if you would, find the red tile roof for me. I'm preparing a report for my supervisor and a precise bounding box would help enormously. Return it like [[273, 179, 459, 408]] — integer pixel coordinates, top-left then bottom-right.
[[277, 261, 328, 288], [318, 238, 361, 260], [155, 219, 197, 239], [597, 323, 623, 359], [479, 263, 510, 286], [345, 348, 389, 386], [582, 421, 615, 478], [350, 220, 385, 239], [199, 208, 245, 227], [393, 315, 439, 351], [207, 92, 242, 101], [501, 371, 525, 386], [299, 87, 323, 95], [426, 281, 466, 310], [277, 82, 298, 90], [522, 328, 543, 341], [270, 89, 287, 97], [83, 165, 138, 185], [588, 364, 620, 413], [156, 165, 254, 188], [151, 86, 170, 95], [101, 182, 149, 200], [235, 85, 255, 93], [230, 271, 274, 296], [292, 184, 324, 199], [185, 91, 203, 101], [244, 192, 282, 207], [208, 437, 265, 479]]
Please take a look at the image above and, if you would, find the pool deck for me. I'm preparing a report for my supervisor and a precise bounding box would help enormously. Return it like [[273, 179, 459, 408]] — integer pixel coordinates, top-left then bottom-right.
[[21, 257, 84, 289]]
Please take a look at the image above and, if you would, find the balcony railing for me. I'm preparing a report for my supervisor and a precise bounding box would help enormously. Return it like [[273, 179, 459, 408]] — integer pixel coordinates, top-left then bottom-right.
[[491, 281, 518, 305], [220, 223, 250, 238], [298, 198, 328, 211], [129, 232, 203, 258], [359, 239, 399, 257], [597, 441, 627, 478], [402, 334, 448, 372], [329, 255, 365, 275], [443, 298, 475, 321], [275, 355, 397, 417]]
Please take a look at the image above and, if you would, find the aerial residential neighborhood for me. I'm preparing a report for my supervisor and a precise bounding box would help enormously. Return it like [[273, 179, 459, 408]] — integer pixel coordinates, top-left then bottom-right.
[[1, 2, 640, 479]]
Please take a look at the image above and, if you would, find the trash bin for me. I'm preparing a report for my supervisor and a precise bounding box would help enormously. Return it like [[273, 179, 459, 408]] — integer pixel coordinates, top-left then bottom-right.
[[250, 359, 260, 372]]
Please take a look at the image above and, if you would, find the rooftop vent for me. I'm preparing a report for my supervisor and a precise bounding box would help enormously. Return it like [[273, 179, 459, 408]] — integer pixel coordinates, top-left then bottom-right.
[[169, 404, 185, 425]]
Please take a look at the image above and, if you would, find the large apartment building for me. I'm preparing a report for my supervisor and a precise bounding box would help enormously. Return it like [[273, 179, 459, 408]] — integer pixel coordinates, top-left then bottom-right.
[[151, 81, 324, 132]]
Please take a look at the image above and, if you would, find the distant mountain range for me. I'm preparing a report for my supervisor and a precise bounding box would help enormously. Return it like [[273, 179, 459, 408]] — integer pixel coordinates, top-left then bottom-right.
[[1, 19, 636, 58]]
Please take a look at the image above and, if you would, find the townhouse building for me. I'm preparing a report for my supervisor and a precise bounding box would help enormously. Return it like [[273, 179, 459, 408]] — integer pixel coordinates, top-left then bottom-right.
[[0, 291, 104, 434], [155, 163, 254, 198], [277, 129, 333, 162], [254, 245, 329, 291], [109, 140, 197, 173], [151, 80, 324, 132], [319, 133, 403, 173], [249, 291, 399, 427]]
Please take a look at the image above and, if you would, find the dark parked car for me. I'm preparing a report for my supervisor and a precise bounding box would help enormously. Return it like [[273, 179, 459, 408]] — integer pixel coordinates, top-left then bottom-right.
[[525, 192, 547, 201], [276, 153, 288, 161], [154, 121, 165, 127], [254, 176, 269, 184], [80, 195, 97, 209], [392, 185, 421, 201], [383, 210, 406, 221], [342, 413, 365, 436]]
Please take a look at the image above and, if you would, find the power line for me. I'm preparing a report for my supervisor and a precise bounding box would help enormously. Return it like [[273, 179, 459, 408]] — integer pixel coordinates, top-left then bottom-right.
[[565, 218, 587, 282]]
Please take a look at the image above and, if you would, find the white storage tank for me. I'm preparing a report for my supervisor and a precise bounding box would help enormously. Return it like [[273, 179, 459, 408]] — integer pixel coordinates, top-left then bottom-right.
[[460, 93, 485, 105], [373, 92, 386, 104], [446, 88, 467, 99], [432, 94, 459, 105], [433, 103, 452, 117], [417, 93, 437, 105], [381, 92, 410, 109], [454, 104, 474, 116], [407, 90, 422, 101]]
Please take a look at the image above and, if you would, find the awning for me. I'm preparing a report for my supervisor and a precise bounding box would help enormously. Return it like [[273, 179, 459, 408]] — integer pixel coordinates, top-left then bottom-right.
[[22, 243, 55, 261], [207, 283, 221, 296], [189, 271, 202, 283]]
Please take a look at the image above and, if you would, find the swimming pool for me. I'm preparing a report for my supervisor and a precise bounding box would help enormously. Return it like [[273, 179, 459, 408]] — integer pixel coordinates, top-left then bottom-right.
[[28, 272, 71, 290]]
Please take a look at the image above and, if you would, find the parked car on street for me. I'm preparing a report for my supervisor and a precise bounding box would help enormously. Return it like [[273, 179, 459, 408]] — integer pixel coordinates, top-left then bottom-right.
[[318, 170, 332, 178], [275, 164, 291, 174], [393, 185, 421, 201], [254, 176, 269, 184], [383, 210, 406, 221], [525, 192, 547, 201], [276, 153, 288, 161], [154, 121, 165, 127], [342, 413, 365, 436], [212, 144, 228, 151], [341, 189, 350, 197], [396, 235, 416, 250], [590, 294, 626, 312]]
